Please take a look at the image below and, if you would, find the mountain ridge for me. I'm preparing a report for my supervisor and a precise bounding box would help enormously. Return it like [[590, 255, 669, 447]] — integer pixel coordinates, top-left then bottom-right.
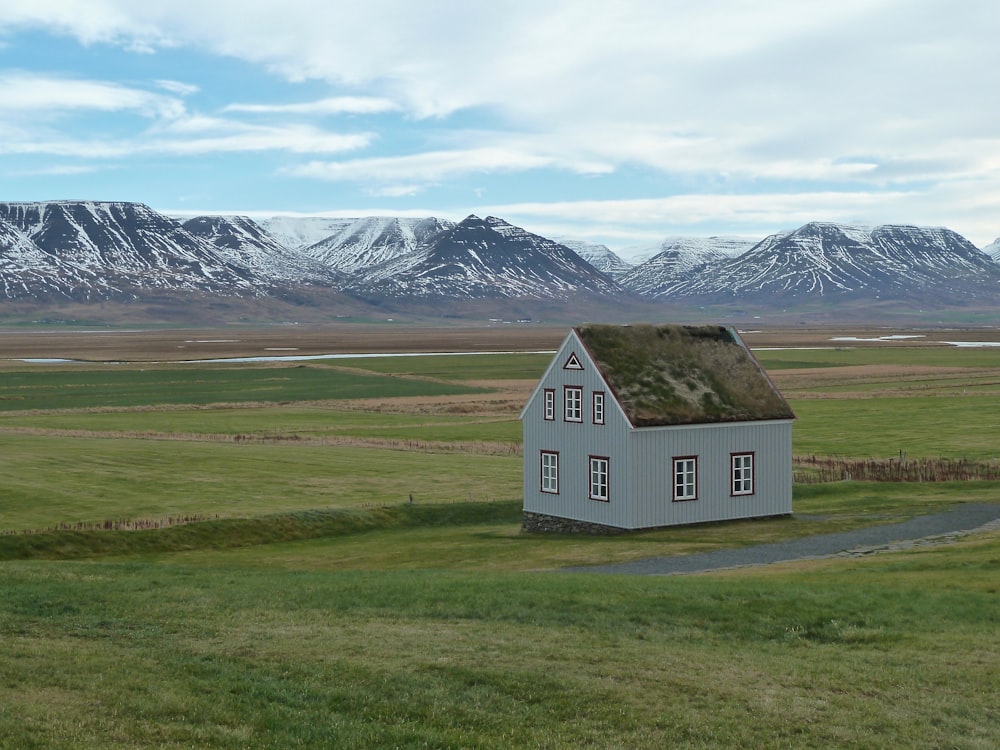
[[1, 200, 998, 322]]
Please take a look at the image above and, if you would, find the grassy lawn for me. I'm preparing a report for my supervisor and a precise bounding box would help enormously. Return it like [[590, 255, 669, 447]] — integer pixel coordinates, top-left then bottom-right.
[[0, 342, 998, 748], [754, 344, 1000, 369], [0, 435, 520, 533], [0, 363, 486, 411], [789, 395, 1000, 460], [0, 406, 523, 443], [331, 352, 551, 380], [1, 529, 997, 749]]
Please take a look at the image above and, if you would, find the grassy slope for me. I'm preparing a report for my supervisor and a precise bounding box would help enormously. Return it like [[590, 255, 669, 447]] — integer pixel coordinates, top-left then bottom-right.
[[1, 529, 997, 749]]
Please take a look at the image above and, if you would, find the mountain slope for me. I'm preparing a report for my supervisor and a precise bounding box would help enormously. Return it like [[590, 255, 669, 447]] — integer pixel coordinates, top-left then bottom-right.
[[0, 217, 111, 300], [256, 216, 355, 250], [348, 215, 623, 299], [302, 216, 453, 274], [0, 201, 258, 295], [668, 222, 1000, 304], [980, 237, 1000, 263], [182, 215, 342, 284], [620, 238, 734, 297], [559, 240, 632, 278]]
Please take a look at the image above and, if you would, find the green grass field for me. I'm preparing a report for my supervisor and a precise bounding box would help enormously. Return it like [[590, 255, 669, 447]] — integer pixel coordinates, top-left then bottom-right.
[[0, 362, 489, 412], [1, 342, 998, 748]]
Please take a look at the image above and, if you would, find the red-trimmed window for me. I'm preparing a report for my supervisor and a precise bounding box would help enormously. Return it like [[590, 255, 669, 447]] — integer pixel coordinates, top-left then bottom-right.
[[541, 451, 559, 494], [564, 386, 583, 422], [731, 452, 755, 496], [543, 388, 555, 421], [592, 391, 605, 425], [673, 456, 698, 501], [589, 456, 609, 501]]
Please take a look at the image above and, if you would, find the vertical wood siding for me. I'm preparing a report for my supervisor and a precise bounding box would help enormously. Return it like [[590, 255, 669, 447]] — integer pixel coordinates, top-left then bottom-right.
[[523, 332, 633, 528], [627, 421, 793, 528]]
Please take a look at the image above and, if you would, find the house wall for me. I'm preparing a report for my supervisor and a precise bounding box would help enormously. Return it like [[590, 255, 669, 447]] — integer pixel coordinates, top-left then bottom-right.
[[522, 332, 634, 529], [626, 420, 793, 528]]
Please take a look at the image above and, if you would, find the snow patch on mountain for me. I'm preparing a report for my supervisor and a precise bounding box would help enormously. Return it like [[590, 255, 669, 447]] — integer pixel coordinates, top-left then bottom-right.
[[558, 239, 632, 278], [0, 201, 289, 297], [257, 216, 355, 250], [619, 237, 753, 296], [301, 216, 453, 274], [983, 237, 1000, 262], [669, 222, 1000, 302], [182, 215, 341, 284], [348, 215, 622, 299]]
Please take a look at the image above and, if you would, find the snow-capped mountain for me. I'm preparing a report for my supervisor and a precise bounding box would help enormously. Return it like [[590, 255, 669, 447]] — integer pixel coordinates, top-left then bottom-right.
[[256, 216, 355, 250], [667, 222, 1000, 303], [983, 237, 1000, 262], [622, 236, 755, 267], [301, 216, 453, 274], [0, 217, 113, 300], [558, 240, 632, 278], [619, 237, 748, 296], [182, 215, 342, 284], [2, 201, 999, 317], [0, 201, 259, 296], [347, 215, 623, 299]]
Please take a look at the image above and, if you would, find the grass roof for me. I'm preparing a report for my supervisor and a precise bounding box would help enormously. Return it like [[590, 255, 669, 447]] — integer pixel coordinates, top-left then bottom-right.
[[575, 324, 795, 427]]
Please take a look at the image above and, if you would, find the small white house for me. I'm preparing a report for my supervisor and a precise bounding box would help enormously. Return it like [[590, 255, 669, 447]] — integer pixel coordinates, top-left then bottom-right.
[[519, 323, 795, 532]]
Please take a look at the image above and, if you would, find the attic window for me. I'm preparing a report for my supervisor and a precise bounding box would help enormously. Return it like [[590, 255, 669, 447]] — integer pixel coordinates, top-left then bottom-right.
[[563, 352, 584, 370]]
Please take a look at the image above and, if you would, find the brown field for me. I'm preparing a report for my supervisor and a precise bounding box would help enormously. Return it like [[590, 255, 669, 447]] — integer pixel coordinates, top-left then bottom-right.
[[0, 324, 568, 363], [1, 323, 997, 363], [2, 324, 999, 414]]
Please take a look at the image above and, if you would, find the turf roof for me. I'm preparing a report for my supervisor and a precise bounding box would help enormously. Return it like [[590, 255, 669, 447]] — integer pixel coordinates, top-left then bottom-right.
[[575, 323, 795, 427]]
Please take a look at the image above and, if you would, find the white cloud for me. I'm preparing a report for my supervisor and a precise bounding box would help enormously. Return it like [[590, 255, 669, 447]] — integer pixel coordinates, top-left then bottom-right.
[[149, 126, 372, 156], [0, 72, 185, 119], [156, 79, 199, 96], [365, 185, 425, 198], [286, 147, 612, 184], [7, 164, 100, 176], [0, 111, 372, 158], [224, 96, 400, 116]]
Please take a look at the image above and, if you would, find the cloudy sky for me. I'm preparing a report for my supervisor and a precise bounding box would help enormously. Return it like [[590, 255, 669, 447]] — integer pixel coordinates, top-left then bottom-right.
[[1, 0, 997, 255]]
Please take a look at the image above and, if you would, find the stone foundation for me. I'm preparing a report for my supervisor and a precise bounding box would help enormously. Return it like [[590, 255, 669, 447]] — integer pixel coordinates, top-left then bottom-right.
[[522, 510, 794, 534], [521, 511, 626, 535]]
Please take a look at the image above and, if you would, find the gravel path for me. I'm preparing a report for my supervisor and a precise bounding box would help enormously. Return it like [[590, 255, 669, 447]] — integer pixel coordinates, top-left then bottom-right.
[[565, 502, 1000, 575]]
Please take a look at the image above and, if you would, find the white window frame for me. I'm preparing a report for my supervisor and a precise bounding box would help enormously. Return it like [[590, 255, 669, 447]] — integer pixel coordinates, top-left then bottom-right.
[[541, 451, 559, 494], [731, 452, 755, 496], [543, 389, 555, 421], [673, 456, 698, 502], [592, 391, 605, 425], [589, 456, 609, 502], [564, 386, 583, 422]]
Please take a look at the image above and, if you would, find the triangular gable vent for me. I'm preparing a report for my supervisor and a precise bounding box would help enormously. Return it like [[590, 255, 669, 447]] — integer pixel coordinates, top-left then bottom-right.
[[563, 352, 584, 370]]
